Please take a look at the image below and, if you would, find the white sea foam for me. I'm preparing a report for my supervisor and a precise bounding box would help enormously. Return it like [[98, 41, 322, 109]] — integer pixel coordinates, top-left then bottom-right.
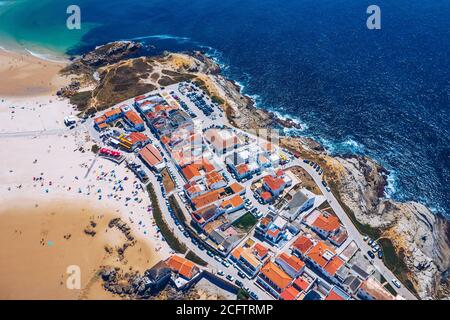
[[24, 48, 67, 63], [129, 34, 192, 43]]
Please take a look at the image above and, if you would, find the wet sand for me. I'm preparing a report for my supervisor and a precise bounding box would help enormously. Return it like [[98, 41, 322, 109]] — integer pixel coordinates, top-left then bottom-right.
[[0, 199, 160, 300]]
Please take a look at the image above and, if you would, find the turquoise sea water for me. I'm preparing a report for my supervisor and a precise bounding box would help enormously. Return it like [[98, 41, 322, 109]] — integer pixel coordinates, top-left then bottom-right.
[[0, 0, 449, 218]]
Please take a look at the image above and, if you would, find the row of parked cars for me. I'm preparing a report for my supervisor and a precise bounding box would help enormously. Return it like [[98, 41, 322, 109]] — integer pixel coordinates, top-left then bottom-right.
[[363, 236, 383, 259]]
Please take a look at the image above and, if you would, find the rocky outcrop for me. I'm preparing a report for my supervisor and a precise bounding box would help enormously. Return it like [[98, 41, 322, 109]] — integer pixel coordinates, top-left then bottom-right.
[[334, 155, 450, 299]]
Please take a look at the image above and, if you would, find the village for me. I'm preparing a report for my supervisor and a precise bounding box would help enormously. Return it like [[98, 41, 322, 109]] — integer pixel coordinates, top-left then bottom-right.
[[81, 80, 410, 301]]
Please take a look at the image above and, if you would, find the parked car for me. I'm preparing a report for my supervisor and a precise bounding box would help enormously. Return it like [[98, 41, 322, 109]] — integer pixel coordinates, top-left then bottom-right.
[[217, 270, 224, 276], [226, 275, 234, 281], [367, 251, 375, 259], [207, 251, 214, 257], [222, 260, 230, 268], [235, 280, 243, 287], [249, 292, 258, 300], [392, 279, 401, 288], [378, 250, 383, 259], [183, 231, 190, 238], [214, 256, 223, 263], [363, 235, 369, 241], [237, 271, 245, 279]]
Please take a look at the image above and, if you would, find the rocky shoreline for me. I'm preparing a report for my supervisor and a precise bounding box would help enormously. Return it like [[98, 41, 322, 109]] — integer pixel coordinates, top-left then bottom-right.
[[61, 41, 449, 299]]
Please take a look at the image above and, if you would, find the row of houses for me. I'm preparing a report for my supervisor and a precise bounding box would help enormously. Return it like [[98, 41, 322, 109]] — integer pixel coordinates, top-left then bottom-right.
[[94, 105, 145, 132]]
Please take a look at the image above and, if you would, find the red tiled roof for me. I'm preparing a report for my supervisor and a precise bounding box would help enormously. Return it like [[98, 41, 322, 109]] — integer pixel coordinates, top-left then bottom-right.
[[191, 189, 223, 209], [325, 288, 345, 300], [292, 236, 314, 255], [220, 194, 244, 209], [293, 277, 310, 292], [306, 241, 336, 268], [261, 191, 272, 201], [260, 262, 292, 291], [229, 182, 244, 194], [277, 252, 305, 272], [324, 256, 345, 276], [235, 163, 249, 175], [104, 108, 122, 118], [263, 175, 285, 192], [280, 286, 300, 300], [139, 144, 162, 167], [253, 243, 269, 259], [125, 110, 144, 125], [166, 255, 199, 279], [125, 132, 149, 144], [312, 212, 340, 232]]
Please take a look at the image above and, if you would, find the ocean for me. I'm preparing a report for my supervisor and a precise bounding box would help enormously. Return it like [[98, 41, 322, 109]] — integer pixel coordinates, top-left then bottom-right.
[[0, 0, 449, 218]]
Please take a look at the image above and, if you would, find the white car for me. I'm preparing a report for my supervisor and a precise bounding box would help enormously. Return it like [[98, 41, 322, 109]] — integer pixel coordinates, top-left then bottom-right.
[[392, 279, 401, 288], [217, 270, 225, 276]]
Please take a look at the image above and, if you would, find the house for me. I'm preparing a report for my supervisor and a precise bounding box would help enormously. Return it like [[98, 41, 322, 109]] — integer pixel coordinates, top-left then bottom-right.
[[311, 211, 341, 238], [144, 260, 172, 293], [165, 255, 201, 290], [119, 132, 149, 151], [304, 241, 345, 281], [220, 194, 244, 214], [262, 170, 292, 198], [291, 235, 314, 259], [139, 144, 165, 172], [253, 243, 269, 261], [205, 171, 227, 190], [282, 189, 315, 222], [275, 252, 306, 278], [280, 286, 302, 300], [231, 247, 262, 278], [325, 286, 351, 300], [184, 182, 207, 200], [181, 159, 216, 182], [191, 188, 223, 210], [357, 277, 395, 300], [205, 129, 241, 154], [191, 204, 223, 227], [257, 261, 293, 298]]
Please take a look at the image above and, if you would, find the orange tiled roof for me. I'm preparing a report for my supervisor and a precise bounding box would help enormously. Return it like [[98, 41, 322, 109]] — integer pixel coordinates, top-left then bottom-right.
[[324, 256, 344, 276], [220, 194, 244, 209], [292, 236, 314, 255], [98, 122, 108, 129], [104, 108, 122, 118], [229, 182, 244, 194], [125, 110, 144, 125], [191, 189, 223, 209], [231, 246, 244, 260], [312, 212, 340, 232], [205, 171, 224, 188], [125, 132, 149, 144], [278, 252, 305, 272], [139, 144, 162, 166], [94, 115, 107, 124], [166, 255, 198, 279], [235, 163, 249, 175], [260, 262, 292, 291], [240, 249, 261, 269], [280, 286, 300, 300], [253, 243, 269, 259], [306, 241, 336, 268], [263, 175, 285, 192], [261, 191, 272, 201], [293, 277, 310, 291], [325, 289, 345, 300], [267, 228, 280, 238]]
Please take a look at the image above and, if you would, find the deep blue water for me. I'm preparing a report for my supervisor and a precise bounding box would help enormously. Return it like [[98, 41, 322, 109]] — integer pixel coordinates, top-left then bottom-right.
[[7, 0, 450, 217]]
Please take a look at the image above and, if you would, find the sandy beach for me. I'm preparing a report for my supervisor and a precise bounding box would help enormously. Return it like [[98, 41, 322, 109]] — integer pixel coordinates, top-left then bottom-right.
[[0, 50, 171, 299], [0, 49, 69, 97]]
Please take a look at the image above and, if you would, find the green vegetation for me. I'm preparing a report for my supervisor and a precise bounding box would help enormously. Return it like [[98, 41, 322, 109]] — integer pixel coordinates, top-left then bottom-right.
[[146, 184, 187, 254], [185, 250, 208, 267], [378, 238, 418, 296], [384, 283, 397, 296], [69, 91, 92, 111], [168, 195, 186, 223], [232, 212, 258, 232], [237, 289, 250, 300]]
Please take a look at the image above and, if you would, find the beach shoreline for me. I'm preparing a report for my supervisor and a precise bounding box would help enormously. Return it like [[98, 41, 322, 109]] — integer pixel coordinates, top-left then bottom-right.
[[0, 49, 171, 299]]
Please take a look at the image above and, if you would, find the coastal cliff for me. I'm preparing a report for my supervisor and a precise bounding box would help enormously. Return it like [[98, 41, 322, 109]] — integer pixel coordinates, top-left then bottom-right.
[[61, 41, 449, 299]]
